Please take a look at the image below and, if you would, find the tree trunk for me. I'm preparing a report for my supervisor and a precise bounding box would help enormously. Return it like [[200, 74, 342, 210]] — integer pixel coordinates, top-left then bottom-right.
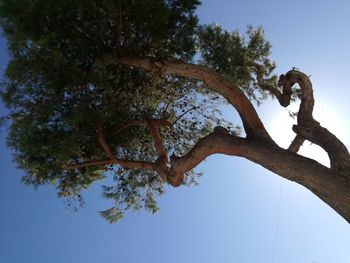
[[167, 131, 350, 223]]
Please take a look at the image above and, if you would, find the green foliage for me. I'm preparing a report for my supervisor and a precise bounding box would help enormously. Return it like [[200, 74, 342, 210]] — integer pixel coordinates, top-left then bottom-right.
[[100, 168, 163, 223], [0, 0, 275, 222], [197, 24, 276, 104]]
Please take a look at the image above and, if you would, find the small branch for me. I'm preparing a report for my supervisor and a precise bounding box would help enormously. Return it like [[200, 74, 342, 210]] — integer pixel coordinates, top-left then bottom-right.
[[147, 121, 168, 160], [101, 118, 172, 182], [114, 119, 171, 135], [63, 159, 154, 170], [64, 123, 156, 171], [115, 0, 123, 50], [161, 102, 171, 119], [251, 62, 291, 107], [171, 106, 197, 127], [145, 120, 171, 182], [97, 124, 115, 160], [288, 134, 305, 153]]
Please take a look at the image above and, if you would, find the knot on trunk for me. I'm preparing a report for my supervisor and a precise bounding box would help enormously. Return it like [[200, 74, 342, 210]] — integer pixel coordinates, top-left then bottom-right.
[[214, 126, 229, 135]]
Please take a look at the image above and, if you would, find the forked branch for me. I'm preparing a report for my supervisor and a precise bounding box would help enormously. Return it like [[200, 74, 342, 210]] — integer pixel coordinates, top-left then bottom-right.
[[253, 64, 350, 175], [63, 123, 155, 171], [63, 119, 171, 179]]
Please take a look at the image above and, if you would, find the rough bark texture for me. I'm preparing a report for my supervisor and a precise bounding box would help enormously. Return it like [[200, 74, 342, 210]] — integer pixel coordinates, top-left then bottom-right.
[[168, 130, 350, 222], [65, 56, 350, 223]]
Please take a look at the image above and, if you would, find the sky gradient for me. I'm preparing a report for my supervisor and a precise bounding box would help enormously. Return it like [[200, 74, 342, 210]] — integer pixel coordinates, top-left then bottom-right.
[[1, 1, 350, 262]]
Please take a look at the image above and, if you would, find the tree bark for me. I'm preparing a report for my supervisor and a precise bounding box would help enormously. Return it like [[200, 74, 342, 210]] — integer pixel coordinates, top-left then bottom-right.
[[167, 130, 350, 223], [99, 55, 350, 223]]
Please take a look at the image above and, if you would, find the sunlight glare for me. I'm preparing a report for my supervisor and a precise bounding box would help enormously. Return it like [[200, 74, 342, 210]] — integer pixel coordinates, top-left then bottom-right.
[[268, 103, 347, 167]]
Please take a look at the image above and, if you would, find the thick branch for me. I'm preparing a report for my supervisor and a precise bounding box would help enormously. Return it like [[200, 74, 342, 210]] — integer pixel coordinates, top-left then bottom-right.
[[167, 129, 350, 222], [280, 70, 315, 122], [282, 70, 350, 175], [254, 66, 350, 174], [117, 56, 273, 141], [293, 124, 350, 176]]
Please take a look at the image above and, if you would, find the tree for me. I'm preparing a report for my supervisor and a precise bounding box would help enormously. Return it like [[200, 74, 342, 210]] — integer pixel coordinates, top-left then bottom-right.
[[0, 0, 349, 223]]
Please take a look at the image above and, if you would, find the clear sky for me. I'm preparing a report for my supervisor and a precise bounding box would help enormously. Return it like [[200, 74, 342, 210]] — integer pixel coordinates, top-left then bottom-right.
[[1, 1, 350, 262]]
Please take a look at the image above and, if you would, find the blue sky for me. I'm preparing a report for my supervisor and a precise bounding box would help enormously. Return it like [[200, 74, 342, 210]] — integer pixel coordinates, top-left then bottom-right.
[[1, 1, 350, 262]]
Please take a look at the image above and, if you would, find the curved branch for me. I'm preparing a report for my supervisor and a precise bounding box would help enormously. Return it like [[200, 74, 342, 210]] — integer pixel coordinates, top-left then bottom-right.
[[251, 62, 291, 107], [253, 65, 315, 121], [282, 70, 350, 175], [117, 56, 273, 142], [254, 65, 350, 174], [280, 70, 315, 122], [97, 123, 115, 160]]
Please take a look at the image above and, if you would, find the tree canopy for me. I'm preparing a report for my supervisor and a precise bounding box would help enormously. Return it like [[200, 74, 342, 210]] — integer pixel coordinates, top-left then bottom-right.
[[1, 0, 349, 223]]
